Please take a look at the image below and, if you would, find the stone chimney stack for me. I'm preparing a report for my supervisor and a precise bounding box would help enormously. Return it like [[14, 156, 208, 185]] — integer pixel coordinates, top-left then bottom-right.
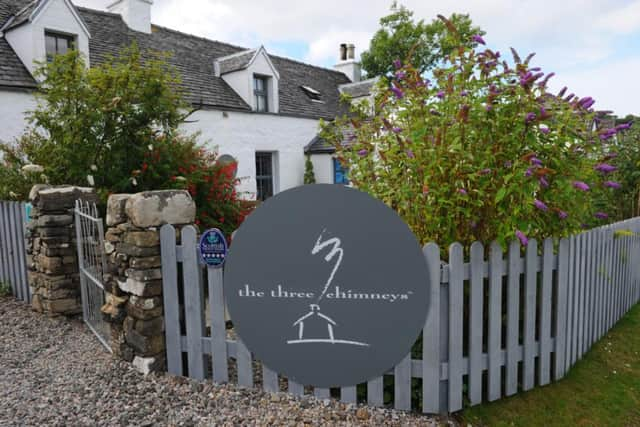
[[108, 0, 154, 34], [334, 42, 361, 83]]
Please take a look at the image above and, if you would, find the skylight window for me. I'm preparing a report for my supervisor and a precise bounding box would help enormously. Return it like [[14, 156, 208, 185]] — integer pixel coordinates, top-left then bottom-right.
[[301, 85, 322, 101]]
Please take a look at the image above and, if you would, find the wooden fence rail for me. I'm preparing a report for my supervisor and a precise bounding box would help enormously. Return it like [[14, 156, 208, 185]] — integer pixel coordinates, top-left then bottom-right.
[[0, 201, 30, 302], [161, 217, 640, 414]]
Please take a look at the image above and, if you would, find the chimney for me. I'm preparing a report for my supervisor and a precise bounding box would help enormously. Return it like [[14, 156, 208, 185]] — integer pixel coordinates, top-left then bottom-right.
[[108, 0, 153, 34], [334, 42, 361, 83]]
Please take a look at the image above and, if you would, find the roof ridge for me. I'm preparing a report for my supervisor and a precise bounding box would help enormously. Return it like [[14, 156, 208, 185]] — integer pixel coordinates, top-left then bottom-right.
[[74, 5, 349, 78]]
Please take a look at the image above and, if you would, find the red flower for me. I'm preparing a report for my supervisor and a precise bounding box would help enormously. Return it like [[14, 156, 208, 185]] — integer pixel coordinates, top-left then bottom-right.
[[219, 217, 225, 223], [142, 163, 148, 172]]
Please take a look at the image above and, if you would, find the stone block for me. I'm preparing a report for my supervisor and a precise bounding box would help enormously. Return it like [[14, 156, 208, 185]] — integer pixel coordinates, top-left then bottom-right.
[[125, 328, 165, 356], [122, 231, 160, 247], [42, 298, 80, 314], [32, 185, 98, 212], [134, 316, 164, 336], [118, 278, 162, 297], [37, 214, 73, 227], [125, 268, 162, 282], [38, 227, 70, 238], [39, 287, 78, 300], [126, 301, 163, 320], [106, 194, 131, 226], [130, 256, 161, 269], [117, 243, 160, 257], [105, 229, 122, 243], [125, 190, 195, 228], [132, 354, 165, 375], [129, 295, 162, 310]]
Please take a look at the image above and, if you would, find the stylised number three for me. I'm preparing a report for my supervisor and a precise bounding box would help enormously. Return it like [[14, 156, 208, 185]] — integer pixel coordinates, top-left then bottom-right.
[[312, 229, 344, 302]]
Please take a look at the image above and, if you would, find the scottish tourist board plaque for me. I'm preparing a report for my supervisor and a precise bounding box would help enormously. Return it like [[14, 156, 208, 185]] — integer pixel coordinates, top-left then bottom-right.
[[224, 184, 431, 387], [199, 228, 228, 268]]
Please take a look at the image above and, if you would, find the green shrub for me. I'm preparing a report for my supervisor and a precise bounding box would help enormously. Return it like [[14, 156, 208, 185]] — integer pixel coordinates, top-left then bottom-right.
[[0, 282, 11, 297], [325, 16, 626, 249], [304, 155, 316, 184]]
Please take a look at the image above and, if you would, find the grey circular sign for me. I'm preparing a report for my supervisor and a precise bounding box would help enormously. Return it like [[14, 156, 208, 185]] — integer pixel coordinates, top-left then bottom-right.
[[225, 184, 431, 388]]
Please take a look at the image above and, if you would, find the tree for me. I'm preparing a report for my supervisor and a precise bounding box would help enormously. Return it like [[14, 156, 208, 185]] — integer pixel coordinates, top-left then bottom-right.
[[304, 155, 316, 184], [325, 16, 625, 248], [360, 3, 484, 78], [606, 115, 639, 220]]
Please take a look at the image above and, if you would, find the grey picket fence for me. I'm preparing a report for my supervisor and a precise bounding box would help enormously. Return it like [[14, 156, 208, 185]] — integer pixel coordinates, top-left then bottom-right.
[[0, 201, 30, 302], [160, 217, 640, 414]]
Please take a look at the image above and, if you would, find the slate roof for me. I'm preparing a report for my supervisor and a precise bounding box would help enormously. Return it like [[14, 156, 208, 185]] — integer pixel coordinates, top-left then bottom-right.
[[217, 49, 256, 75], [339, 78, 378, 99], [0, 0, 352, 119], [0, 0, 37, 88], [304, 124, 355, 154]]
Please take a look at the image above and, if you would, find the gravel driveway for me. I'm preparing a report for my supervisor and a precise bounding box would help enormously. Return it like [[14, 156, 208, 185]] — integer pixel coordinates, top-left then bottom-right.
[[0, 297, 449, 426]]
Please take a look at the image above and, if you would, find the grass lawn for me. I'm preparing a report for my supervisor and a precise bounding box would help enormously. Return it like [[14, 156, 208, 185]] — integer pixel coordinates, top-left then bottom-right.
[[459, 303, 640, 426]]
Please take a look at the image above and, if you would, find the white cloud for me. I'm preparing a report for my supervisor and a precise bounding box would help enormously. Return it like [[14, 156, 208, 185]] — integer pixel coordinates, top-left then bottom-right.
[[597, 0, 640, 34]]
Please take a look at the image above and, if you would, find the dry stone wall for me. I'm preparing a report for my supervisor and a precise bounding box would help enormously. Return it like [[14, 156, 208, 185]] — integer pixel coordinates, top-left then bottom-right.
[[26, 185, 97, 316], [101, 190, 195, 374]]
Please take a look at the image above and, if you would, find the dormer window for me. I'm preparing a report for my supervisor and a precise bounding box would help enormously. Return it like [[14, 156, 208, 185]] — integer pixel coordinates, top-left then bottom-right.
[[45, 31, 75, 63], [254, 75, 269, 112]]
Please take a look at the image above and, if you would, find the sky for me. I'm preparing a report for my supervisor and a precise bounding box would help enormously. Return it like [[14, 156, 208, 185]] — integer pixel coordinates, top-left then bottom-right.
[[74, 0, 640, 117]]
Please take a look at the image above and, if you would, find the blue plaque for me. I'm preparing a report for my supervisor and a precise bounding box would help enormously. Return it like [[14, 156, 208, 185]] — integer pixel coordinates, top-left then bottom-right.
[[199, 228, 228, 268]]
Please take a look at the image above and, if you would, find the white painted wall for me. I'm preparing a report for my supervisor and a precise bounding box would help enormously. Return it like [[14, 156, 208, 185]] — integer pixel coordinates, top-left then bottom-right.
[[181, 109, 320, 198], [0, 90, 37, 145], [310, 154, 334, 184], [0, 90, 323, 199], [5, 0, 90, 77]]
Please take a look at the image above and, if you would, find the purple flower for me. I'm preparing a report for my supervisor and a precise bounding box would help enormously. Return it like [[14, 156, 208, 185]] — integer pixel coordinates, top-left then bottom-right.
[[604, 181, 622, 189], [557, 87, 567, 97], [516, 230, 529, 246], [599, 128, 617, 141], [525, 112, 536, 123], [540, 126, 550, 135], [393, 59, 402, 69], [558, 210, 568, 220], [485, 104, 493, 112], [530, 157, 543, 166], [358, 149, 368, 157], [573, 181, 590, 191], [604, 152, 618, 160], [595, 163, 617, 174], [392, 126, 402, 134], [406, 149, 415, 159], [534, 199, 549, 211], [391, 85, 404, 99], [458, 188, 467, 195], [525, 168, 533, 177], [479, 168, 492, 175], [395, 70, 407, 80], [429, 109, 441, 116], [504, 161, 513, 168], [460, 90, 469, 97], [594, 212, 609, 220], [436, 90, 445, 99], [472, 34, 486, 45], [539, 176, 549, 188], [616, 122, 632, 131]]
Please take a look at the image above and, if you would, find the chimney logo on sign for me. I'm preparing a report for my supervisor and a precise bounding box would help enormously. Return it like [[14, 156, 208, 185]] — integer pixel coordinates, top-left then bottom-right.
[[286, 230, 370, 347]]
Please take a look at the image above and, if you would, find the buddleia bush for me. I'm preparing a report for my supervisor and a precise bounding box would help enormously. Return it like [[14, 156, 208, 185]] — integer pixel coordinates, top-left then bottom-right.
[[325, 16, 629, 248]]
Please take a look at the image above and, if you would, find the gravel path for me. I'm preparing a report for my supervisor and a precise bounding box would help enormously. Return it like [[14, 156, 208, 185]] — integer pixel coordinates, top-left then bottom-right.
[[0, 297, 451, 426]]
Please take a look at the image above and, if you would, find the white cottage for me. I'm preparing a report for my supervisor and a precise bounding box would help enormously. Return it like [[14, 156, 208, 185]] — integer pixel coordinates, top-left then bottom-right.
[[0, 0, 375, 199]]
